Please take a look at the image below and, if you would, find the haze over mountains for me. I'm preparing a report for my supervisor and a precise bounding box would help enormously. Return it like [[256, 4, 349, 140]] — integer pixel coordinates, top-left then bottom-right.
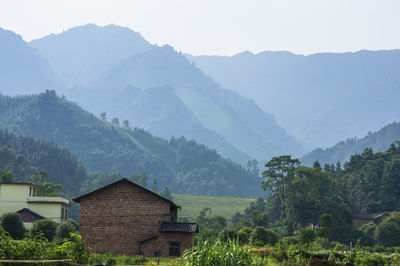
[[0, 24, 305, 164], [1, 23, 399, 176], [187, 50, 400, 149], [301, 122, 400, 167], [0, 28, 61, 95]]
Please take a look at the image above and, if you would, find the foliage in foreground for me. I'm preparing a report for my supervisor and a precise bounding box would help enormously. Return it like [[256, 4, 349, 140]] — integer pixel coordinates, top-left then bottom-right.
[[0, 228, 91, 264], [180, 238, 266, 265]]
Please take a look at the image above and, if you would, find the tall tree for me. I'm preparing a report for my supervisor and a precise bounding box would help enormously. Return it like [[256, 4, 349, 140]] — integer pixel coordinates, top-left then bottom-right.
[[261, 155, 300, 219]]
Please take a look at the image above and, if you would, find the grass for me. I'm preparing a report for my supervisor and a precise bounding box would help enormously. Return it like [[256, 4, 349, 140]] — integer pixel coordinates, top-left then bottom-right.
[[173, 193, 257, 220]]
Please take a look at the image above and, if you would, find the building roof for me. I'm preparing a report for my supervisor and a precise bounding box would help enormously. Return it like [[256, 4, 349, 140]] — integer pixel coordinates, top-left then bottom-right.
[[27, 196, 70, 205], [159, 222, 199, 233], [352, 211, 392, 220], [0, 182, 38, 187], [17, 208, 45, 222], [72, 178, 180, 208]]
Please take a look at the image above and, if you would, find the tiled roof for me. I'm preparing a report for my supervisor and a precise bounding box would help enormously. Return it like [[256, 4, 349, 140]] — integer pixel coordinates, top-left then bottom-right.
[[352, 211, 392, 220], [17, 208, 45, 222], [160, 222, 198, 233]]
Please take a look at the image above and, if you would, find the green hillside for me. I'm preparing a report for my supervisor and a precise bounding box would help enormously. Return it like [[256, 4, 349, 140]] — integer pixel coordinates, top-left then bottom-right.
[[0, 91, 263, 197], [301, 122, 400, 166], [0, 129, 88, 194], [173, 193, 257, 220]]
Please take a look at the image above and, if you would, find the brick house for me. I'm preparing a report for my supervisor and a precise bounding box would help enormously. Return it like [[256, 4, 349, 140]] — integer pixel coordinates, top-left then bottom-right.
[[351, 212, 392, 228], [72, 178, 198, 256]]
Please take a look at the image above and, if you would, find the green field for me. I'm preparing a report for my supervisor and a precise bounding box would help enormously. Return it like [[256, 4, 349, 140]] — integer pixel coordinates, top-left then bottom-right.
[[173, 193, 257, 221]]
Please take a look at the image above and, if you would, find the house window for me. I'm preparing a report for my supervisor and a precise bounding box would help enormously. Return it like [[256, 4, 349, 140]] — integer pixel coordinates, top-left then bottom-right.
[[61, 208, 64, 220], [65, 209, 68, 220], [29, 186, 32, 196], [169, 242, 181, 256]]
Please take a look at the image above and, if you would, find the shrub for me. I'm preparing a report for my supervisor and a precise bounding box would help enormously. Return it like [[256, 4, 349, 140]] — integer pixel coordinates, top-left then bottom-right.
[[250, 226, 278, 246], [375, 212, 400, 247], [358, 221, 377, 246], [296, 228, 316, 244], [56, 221, 76, 239], [32, 219, 57, 241], [237, 226, 253, 244], [279, 236, 299, 246], [313, 237, 332, 249], [0, 228, 91, 264], [0, 212, 25, 239]]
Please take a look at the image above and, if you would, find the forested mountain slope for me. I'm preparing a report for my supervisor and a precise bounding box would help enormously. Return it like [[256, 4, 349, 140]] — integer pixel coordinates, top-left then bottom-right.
[[187, 50, 400, 149], [0, 130, 88, 195], [85, 45, 304, 161], [0, 91, 263, 197], [301, 122, 400, 166], [0, 28, 61, 95], [79, 85, 251, 163]]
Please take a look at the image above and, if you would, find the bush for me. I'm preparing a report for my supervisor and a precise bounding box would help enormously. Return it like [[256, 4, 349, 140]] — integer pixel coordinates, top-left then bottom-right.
[[279, 236, 299, 246], [237, 226, 253, 244], [375, 212, 400, 247], [32, 219, 57, 241], [313, 237, 332, 249], [296, 228, 316, 244], [0, 228, 91, 264], [250, 226, 278, 246], [56, 221, 76, 239], [0, 212, 25, 239], [359, 222, 377, 246]]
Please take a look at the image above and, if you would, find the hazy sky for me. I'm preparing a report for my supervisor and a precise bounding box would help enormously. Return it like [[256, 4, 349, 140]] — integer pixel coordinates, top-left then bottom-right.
[[1, 0, 399, 56]]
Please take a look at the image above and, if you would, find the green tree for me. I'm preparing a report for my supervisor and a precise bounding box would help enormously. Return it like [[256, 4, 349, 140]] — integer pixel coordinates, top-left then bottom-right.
[[262, 155, 300, 219], [32, 219, 58, 241], [56, 221, 76, 239], [319, 213, 333, 238], [159, 186, 173, 200], [123, 120, 130, 128], [130, 172, 148, 188], [0, 212, 24, 239], [0, 171, 13, 182], [250, 210, 269, 227], [111, 117, 120, 126], [296, 228, 316, 244], [31, 171, 63, 196], [100, 112, 107, 120], [250, 226, 278, 246], [375, 212, 400, 247]]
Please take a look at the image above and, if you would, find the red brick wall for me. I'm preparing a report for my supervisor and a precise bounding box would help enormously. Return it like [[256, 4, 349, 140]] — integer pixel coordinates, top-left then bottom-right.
[[140, 232, 194, 257], [158, 232, 195, 256], [79, 181, 172, 255]]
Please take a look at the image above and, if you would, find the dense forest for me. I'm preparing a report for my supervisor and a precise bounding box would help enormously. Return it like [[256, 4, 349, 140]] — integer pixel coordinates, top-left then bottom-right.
[[0, 129, 87, 194], [0, 91, 262, 197], [302, 121, 400, 166], [218, 142, 400, 245]]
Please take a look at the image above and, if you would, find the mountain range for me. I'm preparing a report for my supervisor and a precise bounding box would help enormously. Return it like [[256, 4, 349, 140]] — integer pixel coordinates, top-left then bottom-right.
[[187, 50, 400, 150], [26, 24, 305, 163]]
